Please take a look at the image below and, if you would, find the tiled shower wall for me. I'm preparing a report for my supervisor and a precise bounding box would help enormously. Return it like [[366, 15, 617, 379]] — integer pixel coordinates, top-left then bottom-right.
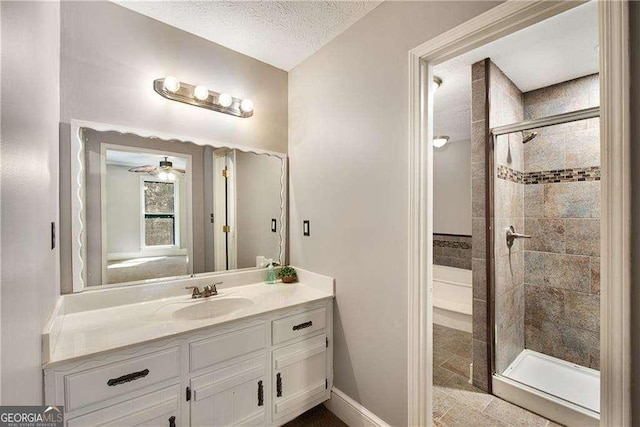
[[470, 59, 526, 390], [489, 63, 526, 376], [522, 74, 601, 369], [471, 63, 600, 388], [470, 59, 489, 390]]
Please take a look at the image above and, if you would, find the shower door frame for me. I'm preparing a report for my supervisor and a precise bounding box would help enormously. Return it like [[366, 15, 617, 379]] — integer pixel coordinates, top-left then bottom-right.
[[489, 105, 601, 403], [407, 1, 630, 426]]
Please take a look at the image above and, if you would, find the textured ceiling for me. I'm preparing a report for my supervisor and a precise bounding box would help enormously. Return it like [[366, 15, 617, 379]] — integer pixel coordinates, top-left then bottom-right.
[[434, 1, 598, 144], [114, 0, 383, 71]]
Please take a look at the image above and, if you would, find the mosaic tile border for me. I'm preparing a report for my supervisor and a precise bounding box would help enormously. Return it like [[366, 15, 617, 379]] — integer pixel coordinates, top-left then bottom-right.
[[434, 239, 472, 250], [497, 165, 601, 185]]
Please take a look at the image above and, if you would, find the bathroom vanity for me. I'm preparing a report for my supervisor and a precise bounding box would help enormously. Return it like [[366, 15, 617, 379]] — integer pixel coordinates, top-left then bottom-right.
[[43, 270, 334, 426]]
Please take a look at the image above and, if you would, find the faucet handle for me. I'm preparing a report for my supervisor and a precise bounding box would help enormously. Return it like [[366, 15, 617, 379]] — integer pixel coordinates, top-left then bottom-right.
[[185, 286, 201, 299], [206, 282, 222, 296]]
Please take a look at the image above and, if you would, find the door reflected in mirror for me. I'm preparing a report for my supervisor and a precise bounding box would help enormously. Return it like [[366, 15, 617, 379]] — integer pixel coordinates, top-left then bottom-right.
[[80, 129, 285, 288]]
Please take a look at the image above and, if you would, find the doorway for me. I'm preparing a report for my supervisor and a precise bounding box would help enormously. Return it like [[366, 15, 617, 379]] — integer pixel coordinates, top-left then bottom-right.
[[407, 2, 630, 426]]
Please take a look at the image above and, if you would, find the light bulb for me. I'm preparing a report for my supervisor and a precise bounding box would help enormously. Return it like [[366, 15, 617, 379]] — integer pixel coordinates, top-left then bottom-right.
[[158, 171, 168, 180], [240, 99, 254, 113], [218, 93, 233, 107], [433, 136, 449, 148], [193, 85, 209, 101], [163, 76, 180, 93], [167, 172, 176, 181]]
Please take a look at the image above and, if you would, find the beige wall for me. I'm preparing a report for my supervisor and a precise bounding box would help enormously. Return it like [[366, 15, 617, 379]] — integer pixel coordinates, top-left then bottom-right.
[[60, 1, 288, 153], [288, 1, 500, 424], [0, 0, 60, 403], [235, 151, 282, 269], [434, 139, 472, 235]]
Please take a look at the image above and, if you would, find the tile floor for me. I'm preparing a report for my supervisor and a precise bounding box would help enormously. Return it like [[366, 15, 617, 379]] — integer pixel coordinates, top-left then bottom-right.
[[433, 324, 561, 427]]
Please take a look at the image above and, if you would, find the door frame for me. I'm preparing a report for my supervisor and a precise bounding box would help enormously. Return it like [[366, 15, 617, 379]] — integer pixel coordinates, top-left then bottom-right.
[[213, 148, 238, 271], [407, 1, 630, 426]]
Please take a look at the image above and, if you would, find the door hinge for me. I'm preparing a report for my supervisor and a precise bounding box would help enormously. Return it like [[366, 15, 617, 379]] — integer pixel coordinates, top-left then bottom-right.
[[325, 378, 328, 390], [222, 225, 231, 233], [186, 386, 191, 401], [222, 169, 230, 178], [326, 337, 329, 348]]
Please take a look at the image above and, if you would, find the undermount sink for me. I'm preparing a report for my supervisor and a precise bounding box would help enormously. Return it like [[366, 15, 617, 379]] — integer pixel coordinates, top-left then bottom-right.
[[170, 297, 254, 320]]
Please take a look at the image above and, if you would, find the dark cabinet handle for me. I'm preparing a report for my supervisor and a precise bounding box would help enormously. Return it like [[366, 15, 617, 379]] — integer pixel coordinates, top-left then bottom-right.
[[292, 321, 312, 331], [258, 380, 264, 406], [107, 369, 149, 386], [276, 373, 283, 397], [169, 416, 176, 427]]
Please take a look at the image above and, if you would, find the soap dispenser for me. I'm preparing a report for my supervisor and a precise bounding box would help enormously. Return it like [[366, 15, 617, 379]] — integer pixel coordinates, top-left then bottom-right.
[[265, 259, 277, 284]]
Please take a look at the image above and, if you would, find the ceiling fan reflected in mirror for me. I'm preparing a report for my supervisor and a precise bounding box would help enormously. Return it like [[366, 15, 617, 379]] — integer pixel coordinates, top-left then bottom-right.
[[128, 157, 185, 181]]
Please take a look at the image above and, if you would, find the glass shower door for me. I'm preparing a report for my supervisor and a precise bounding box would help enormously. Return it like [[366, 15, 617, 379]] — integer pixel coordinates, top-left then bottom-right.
[[492, 117, 601, 415]]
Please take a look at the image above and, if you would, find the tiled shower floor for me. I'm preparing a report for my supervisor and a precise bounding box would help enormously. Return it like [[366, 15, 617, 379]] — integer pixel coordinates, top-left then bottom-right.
[[433, 324, 561, 426]]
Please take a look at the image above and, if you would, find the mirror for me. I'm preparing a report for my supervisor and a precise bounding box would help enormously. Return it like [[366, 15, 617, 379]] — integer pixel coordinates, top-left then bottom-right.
[[73, 125, 286, 289]]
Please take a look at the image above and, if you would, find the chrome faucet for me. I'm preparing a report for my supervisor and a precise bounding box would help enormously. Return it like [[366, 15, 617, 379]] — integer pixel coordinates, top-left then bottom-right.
[[185, 282, 223, 299]]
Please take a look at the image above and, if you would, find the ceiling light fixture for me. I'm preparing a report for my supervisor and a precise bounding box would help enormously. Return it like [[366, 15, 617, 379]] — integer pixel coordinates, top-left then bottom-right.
[[433, 135, 449, 148], [154, 77, 253, 118], [433, 76, 443, 91]]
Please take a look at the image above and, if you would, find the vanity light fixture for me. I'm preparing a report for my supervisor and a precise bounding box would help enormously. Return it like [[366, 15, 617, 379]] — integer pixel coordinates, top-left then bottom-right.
[[154, 77, 254, 118], [218, 93, 233, 108], [240, 99, 254, 113], [193, 85, 209, 101], [433, 135, 449, 148], [433, 76, 442, 91], [163, 76, 181, 93]]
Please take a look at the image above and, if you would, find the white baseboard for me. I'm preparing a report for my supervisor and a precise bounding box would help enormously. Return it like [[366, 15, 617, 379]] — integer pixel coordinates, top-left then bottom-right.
[[323, 388, 390, 427]]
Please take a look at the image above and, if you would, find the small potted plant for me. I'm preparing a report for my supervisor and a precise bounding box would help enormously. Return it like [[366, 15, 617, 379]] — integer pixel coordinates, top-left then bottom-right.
[[278, 266, 297, 283]]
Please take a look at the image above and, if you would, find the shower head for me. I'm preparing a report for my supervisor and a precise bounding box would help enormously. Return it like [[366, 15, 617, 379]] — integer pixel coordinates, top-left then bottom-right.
[[522, 132, 538, 144]]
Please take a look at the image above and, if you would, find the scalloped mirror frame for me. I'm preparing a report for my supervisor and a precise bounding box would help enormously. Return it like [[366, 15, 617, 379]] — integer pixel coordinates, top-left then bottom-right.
[[69, 119, 288, 293]]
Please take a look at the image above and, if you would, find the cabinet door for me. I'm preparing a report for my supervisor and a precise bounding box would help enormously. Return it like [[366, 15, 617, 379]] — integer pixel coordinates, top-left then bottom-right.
[[190, 356, 265, 427], [272, 334, 327, 420]]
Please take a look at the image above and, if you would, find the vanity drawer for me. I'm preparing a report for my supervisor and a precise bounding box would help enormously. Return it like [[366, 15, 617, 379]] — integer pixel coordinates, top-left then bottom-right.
[[272, 308, 326, 345], [190, 324, 266, 372], [64, 347, 180, 412], [66, 384, 180, 427]]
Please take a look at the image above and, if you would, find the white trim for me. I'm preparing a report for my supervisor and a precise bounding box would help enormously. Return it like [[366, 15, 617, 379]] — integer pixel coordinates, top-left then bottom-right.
[[324, 388, 390, 427], [407, 1, 630, 425], [598, 1, 631, 426], [69, 119, 288, 292]]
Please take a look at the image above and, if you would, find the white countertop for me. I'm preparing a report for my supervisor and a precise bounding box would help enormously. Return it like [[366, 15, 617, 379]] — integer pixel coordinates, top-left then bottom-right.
[[45, 280, 333, 366]]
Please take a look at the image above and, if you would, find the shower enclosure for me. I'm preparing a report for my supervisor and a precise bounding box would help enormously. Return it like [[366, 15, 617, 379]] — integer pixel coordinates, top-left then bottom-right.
[[489, 106, 601, 426]]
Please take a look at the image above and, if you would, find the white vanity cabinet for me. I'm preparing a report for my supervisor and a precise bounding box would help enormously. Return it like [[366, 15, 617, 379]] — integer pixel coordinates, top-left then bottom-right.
[[44, 300, 333, 427], [189, 355, 266, 426], [272, 334, 328, 421]]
